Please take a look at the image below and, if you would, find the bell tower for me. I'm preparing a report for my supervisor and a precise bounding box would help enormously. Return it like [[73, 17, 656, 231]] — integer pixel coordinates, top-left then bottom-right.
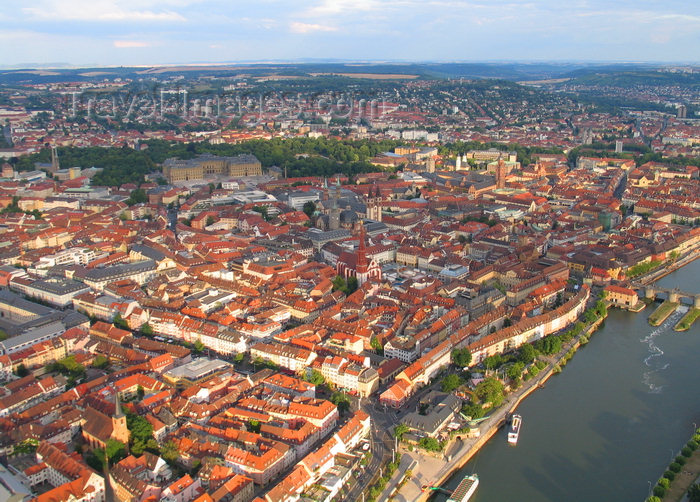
[[111, 392, 130, 446], [496, 157, 507, 189]]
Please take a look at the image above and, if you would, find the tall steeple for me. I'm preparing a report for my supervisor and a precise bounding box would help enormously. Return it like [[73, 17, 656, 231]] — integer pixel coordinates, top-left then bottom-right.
[[356, 223, 368, 272], [114, 391, 124, 419], [329, 181, 341, 230], [111, 390, 130, 446], [496, 156, 507, 189], [50, 146, 60, 172], [334, 180, 341, 204]]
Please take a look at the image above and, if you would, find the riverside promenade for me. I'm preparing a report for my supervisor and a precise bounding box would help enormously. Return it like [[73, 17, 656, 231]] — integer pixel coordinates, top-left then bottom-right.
[[637, 250, 699, 286], [661, 444, 700, 502], [386, 250, 699, 502], [390, 315, 606, 502]]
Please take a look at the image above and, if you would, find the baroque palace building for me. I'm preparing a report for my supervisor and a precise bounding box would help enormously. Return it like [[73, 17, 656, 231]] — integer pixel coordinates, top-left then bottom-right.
[[162, 153, 262, 182]]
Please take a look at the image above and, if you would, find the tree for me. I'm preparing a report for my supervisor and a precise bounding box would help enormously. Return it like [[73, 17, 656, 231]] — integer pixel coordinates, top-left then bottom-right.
[[441, 374, 463, 393], [47, 356, 86, 385], [126, 410, 155, 455], [14, 364, 29, 377], [113, 314, 129, 330], [370, 335, 383, 355], [92, 355, 110, 369], [595, 299, 608, 318], [474, 377, 505, 407], [126, 188, 148, 206], [86, 448, 105, 471], [483, 354, 503, 371], [688, 483, 700, 502], [534, 336, 562, 356], [330, 392, 351, 415], [252, 206, 269, 220], [161, 440, 179, 464], [394, 424, 409, 441], [302, 200, 316, 217], [205, 216, 215, 227], [247, 419, 261, 433], [0, 196, 21, 214], [552, 292, 563, 307], [452, 348, 472, 368], [518, 344, 537, 364], [306, 369, 325, 385], [140, 323, 153, 336], [331, 275, 348, 294], [193, 340, 205, 354], [347, 276, 358, 294], [418, 437, 443, 452], [105, 439, 127, 465], [13, 438, 38, 455], [462, 402, 485, 419], [506, 362, 525, 381]]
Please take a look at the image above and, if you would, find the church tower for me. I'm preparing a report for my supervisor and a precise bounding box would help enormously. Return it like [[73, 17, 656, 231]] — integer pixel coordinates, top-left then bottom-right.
[[354, 222, 381, 286], [355, 223, 370, 285], [50, 146, 60, 173], [329, 180, 341, 230], [496, 157, 507, 189], [111, 392, 130, 446], [366, 184, 382, 222], [426, 156, 435, 173]]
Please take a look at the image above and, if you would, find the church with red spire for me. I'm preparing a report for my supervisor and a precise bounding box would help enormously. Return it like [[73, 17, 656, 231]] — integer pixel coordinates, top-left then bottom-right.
[[336, 222, 382, 286]]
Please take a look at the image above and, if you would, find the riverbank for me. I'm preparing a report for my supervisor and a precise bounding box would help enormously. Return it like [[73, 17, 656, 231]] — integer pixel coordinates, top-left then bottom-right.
[[390, 254, 699, 502], [660, 448, 700, 502], [636, 250, 699, 286], [649, 301, 680, 326], [652, 427, 700, 502], [434, 257, 700, 502], [394, 314, 607, 502], [674, 308, 699, 332]]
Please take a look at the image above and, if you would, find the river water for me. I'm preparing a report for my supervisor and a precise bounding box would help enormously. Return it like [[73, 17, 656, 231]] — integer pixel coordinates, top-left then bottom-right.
[[439, 259, 700, 502]]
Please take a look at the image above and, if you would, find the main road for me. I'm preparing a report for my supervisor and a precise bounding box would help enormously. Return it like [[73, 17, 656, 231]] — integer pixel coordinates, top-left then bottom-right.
[[342, 399, 397, 502]]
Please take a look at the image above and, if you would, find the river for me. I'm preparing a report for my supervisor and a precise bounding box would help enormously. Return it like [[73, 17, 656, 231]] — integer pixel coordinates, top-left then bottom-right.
[[438, 259, 700, 502]]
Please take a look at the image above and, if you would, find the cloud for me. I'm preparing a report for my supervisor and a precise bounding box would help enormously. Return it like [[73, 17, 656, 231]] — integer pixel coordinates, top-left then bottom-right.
[[658, 13, 700, 23], [114, 40, 150, 48], [304, 0, 387, 16], [22, 0, 186, 22], [290, 22, 338, 34]]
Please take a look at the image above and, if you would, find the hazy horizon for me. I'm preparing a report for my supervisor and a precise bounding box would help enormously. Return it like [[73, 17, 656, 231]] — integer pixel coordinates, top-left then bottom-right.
[[1, 0, 699, 67], [1, 59, 699, 71]]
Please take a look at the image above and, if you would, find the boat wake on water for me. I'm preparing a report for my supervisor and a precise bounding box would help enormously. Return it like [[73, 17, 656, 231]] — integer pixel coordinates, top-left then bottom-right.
[[640, 306, 687, 393]]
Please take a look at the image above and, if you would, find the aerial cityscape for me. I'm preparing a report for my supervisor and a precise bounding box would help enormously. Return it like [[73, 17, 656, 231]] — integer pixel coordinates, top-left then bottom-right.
[[0, 2, 699, 502]]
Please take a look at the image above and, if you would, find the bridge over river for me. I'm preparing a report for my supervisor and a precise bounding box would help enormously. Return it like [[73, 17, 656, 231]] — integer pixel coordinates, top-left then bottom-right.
[[631, 283, 700, 308]]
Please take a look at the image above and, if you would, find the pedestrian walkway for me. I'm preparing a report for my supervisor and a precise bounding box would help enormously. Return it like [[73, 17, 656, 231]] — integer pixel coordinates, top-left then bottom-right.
[[394, 316, 602, 502], [661, 447, 700, 502]]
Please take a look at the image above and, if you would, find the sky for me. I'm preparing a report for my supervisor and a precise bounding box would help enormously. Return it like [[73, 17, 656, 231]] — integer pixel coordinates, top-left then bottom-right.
[[1, 0, 699, 66]]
